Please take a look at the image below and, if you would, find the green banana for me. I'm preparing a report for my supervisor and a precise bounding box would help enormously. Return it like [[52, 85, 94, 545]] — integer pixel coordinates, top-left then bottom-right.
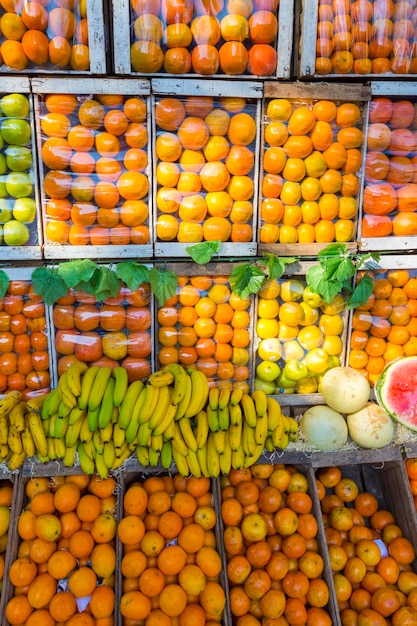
[[112, 366, 129, 407], [229, 403, 242, 427], [242, 420, 257, 457], [184, 369, 209, 419], [80, 414, 93, 443], [178, 418, 198, 452], [186, 448, 201, 478], [218, 405, 230, 431], [63, 443, 77, 467], [218, 388, 231, 410], [68, 405, 86, 426], [230, 387, 243, 406], [77, 442, 95, 474], [8, 427, 22, 455], [136, 444, 150, 467], [9, 401, 25, 433], [88, 366, 112, 412], [197, 445, 209, 478], [98, 377, 115, 429], [171, 422, 189, 456], [58, 400, 72, 418], [78, 365, 100, 410], [207, 432, 220, 477], [152, 403, 177, 437], [54, 414, 69, 439], [229, 420, 242, 451], [28, 410, 48, 457], [148, 447, 159, 467], [45, 413, 54, 437], [195, 410, 209, 449], [87, 405, 100, 432], [7, 450, 26, 471], [118, 380, 144, 429], [124, 386, 147, 442], [65, 418, 84, 448], [100, 421, 113, 444], [148, 370, 174, 387], [213, 429, 226, 454], [240, 394, 257, 428], [252, 389, 268, 417], [66, 361, 88, 396], [103, 440, 116, 468], [160, 440, 172, 469], [255, 413, 268, 446], [138, 384, 160, 424], [163, 363, 188, 405], [208, 387, 219, 411], [207, 406, 219, 432], [40, 388, 61, 420], [0, 390, 22, 418], [174, 373, 192, 420], [148, 385, 171, 430], [172, 447, 189, 477]]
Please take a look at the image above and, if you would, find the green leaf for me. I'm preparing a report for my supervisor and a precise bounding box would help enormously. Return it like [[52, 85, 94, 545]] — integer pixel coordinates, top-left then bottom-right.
[[149, 268, 178, 306], [186, 241, 222, 265], [31, 267, 68, 305], [356, 251, 381, 268], [306, 266, 341, 303], [93, 266, 121, 302], [347, 274, 375, 309], [230, 263, 266, 299], [334, 257, 356, 283], [318, 243, 347, 259], [0, 270, 10, 298], [57, 259, 98, 289], [116, 262, 150, 291], [73, 280, 95, 295], [263, 253, 298, 280]]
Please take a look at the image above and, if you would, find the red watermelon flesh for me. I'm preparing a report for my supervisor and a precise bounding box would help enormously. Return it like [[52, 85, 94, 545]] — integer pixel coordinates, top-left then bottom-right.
[[376, 356, 417, 431]]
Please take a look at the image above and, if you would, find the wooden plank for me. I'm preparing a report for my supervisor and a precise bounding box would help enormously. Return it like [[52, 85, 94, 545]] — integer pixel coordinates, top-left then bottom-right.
[[31, 77, 150, 95], [151, 78, 264, 98], [276, 0, 295, 79], [43, 244, 153, 259], [87, 0, 107, 74], [0, 77, 30, 91], [264, 82, 371, 101], [258, 242, 359, 256], [310, 446, 403, 468], [154, 242, 258, 257], [359, 236, 417, 252], [298, 0, 319, 78], [371, 82, 417, 97]]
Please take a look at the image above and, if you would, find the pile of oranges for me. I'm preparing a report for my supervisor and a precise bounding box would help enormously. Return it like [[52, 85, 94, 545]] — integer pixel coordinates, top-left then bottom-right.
[[53, 283, 152, 382], [222, 464, 333, 626], [130, 0, 278, 76], [0, 480, 13, 591], [5, 473, 117, 626], [0, 0, 90, 71], [157, 274, 251, 390], [155, 95, 257, 245], [361, 96, 417, 239], [315, 0, 417, 76], [316, 465, 417, 626], [40, 93, 150, 248], [119, 474, 226, 626], [260, 97, 364, 245], [349, 268, 417, 386], [0, 279, 50, 399]]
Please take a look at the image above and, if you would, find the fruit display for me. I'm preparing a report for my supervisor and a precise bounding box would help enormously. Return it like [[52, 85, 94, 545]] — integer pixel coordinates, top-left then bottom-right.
[[376, 355, 417, 429], [254, 276, 346, 394], [361, 95, 417, 241], [52, 283, 152, 382], [38, 91, 151, 252], [4, 473, 117, 625], [0, 92, 39, 251], [348, 268, 417, 386], [154, 94, 258, 247], [222, 464, 334, 626], [0, 0, 98, 72], [157, 274, 252, 390], [259, 95, 365, 245], [312, 0, 417, 76], [119, 474, 226, 625], [128, 0, 281, 76], [316, 464, 417, 625], [0, 478, 13, 596], [0, 278, 51, 399]]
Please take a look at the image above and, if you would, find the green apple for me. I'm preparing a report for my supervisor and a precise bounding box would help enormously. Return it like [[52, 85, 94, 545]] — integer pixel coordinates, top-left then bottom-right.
[[5, 145, 33, 172], [1, 119, 31, 146], [13, 198, 36, 223], [303, 285, 323, 308], [0, 154, 6, 175], [275, 371, 296, 391], [257, 337, 282, 362], [0, 199, 13, 223], [0, 177, 6, 198], [254, 378, 276, 394], [281, 339, 305, 362], [5, 172, 33, 198], [282, 359, 309, 382], [256, 360, 281, 383], [3, 220, 29, 246], [0, 94, 30, 119]]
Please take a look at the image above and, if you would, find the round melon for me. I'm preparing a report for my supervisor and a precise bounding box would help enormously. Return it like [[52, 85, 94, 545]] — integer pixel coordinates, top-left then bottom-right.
[[300, 405, 348, 451], [376, 356, 417, 431], [320, 366, 370, 414]]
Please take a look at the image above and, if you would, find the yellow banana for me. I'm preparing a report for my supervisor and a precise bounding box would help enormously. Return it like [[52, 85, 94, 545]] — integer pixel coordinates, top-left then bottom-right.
[[160, 440, 172, 469], [184, 370, 209, 419], [266, 397, 282, 432], [195, 410, 209, 449], [243, 443, 264, 468], [229, 403, 242, 427], [232, 446, 245, 469], [68, 405, 86, 426], [163, 420, 176, 441], [265, 436, 275, 453], [240, 394, 257, 428], [207, 432, 220, 477], [148, 370, 174, 387], [218, 405, 230, 431], [186, 448, 201, 478], [171, 422, 189, 456], [47, 436, 57, 460], [230, 387, 243, 406], [148, 385, 171, 430], [138, 384, 160, 424], [40, 388, 61, 420], [136, 444, 150, 467], [118, 380, 144, 429], [196, 445, 209, 478], [272, 427, 289, 450], [54, 437, 66, 459], [163, 363, 188, 405], [9, 401, 25, 433], [26, 392, 48, 414], [124, 386, 147, 442], [137, 421, 153, 447], [0, 444, 9, 462], [8, 426, 22, 454], [100, 421, 113, 444], [174, 373, 192, 420], [172, 447, 189, 477], [0, 390, 22, 417], [213, 429, 226, 454], [65, 418, 83, 448], [93, 429, 104, 454], [219, 432, 232, 476], [78, 365, 100, 410], [82, 439, 96, 460], [252, 389, 268, 417], [113, 422, 126, 450], [95, 452, 109, 479], [208, 387, 219, 411], [103, 440, 116, 468], [287, 417, 299, 442], [66, 361, 88, 397], [229, 420, 242, 451], [28, 410, 48, 457], [219, 388, 231, 410], [7, 450, 26, 471], [152, 403, 177, 437], [207, 406, 219, 433], [63, 443, 77, 467], [77, 442, 95, 474], [80, 414, 93, 443], [58, 372, 77, 409], [255, 413, 268, 447], [98, 377, 115, 429], [242, 420, 257, 457], [112, 366, 129, 407], [148, 447, 160, 467], [178, 418, 198, 452], [88, 366, 112, 413], [151, 434, 163, 452], [112, 443, 132, 468], [43, 415, 52, 437], [22, 419, 35, 457], [53, 414, 69, 439]]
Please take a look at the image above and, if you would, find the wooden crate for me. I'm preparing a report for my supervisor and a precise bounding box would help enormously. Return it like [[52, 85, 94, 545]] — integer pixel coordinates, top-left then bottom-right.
[[297, 0, 417, 80], [0, 474, 18, 623], [31, 77, 153, 260], [258, 82, 371, 256], [0, 77, 43, 261], [111, 0, 294, 79], [152, 79, 261, 258], [359, 83, 417, 254], [0, 0, 107, 75]]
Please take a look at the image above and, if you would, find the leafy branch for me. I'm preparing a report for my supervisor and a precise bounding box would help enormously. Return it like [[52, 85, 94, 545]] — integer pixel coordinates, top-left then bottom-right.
[[230, 254, 299, 299], [186, 241, 223, 265]]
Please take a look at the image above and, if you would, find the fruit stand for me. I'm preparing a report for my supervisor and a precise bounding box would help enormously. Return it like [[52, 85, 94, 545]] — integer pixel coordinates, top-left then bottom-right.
[[2, 0, 417, 625]]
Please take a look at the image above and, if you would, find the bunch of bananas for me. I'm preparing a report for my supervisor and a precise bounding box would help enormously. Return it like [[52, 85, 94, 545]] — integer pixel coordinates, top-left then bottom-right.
[[159, 387, 298, 478]]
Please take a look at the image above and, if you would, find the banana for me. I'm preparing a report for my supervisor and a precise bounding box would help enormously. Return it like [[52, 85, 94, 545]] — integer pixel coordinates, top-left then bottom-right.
[[229, 420, 242, 451], [21, 419, 35, 457], [58, 400, 72, 418], [95, 452, 109, 479], [43, 415, 52, 437], [266, 397, 282, 432], [218, 405, 230, 431], [118, 380, 144, 429], [265, 436, 275, 453], [25, 392, 48, 414], [148, 447, 160, 467], [66, 361, 88, 397], [113, 422, 126, 451], [0, 444, 9, 462], [152, 403, 177, 437], [272, 426, 289, 450], [160, 440, 172, 469], [100, 421, 113, 444], [163, 363, 188, 405], [28, 410, 48, 457], [47, 436, 57, 461], [252, 389, 268, 417], [65, 418, 83, 448], [230, 387, 243, 406], [148, 385, 171, 430], [138, 384, 160, 424], [40, 388, 61, 420], [83, 439, 96, 460], [163, 420, 176, 441], [207, 432, 220, 477], [8, 427, 22, 454], [171, 422, 189, 457], [112, 406, 119, 423], [287, 417, 299, 442], [207, 406, 219, 433], [53, 414, 69, 439], [195, 410, 209, 449], [219, 388, 231, 410], [136, 444, 150, 467], [103, 440, 116, 468], [77, 442, 95, 474], [255, 413, 268, 447], [0, 390, 22, 417], [243, 443, 264, 468], [242, 420, 257, 457], [196, 446, 209, 477], [112, 366, 129, 407], [93, 429, 104, 455], [78, 365, 100, 410], [184, 370, 209, 419], [87, 405, 100, 432], [54, 438, 66, 459], [68, 405, 86, 426], [80, 414, 93, 443], [9, 401, 25, 433], [232, 446, 245, 469], [174, 373, 192, 420], [208, 387, 219, 411], [213, 429, 226, 454], [172, 447, 189, 477], [124, 387, 147, 442], [240, 394, 257, 428], [88, 366, 112, 413], [7, 450, 26, 471], [178, 418, 198, 452], [148, 370, 174, 387], [112, 443, 132, 469], [58, 372, 77, 409], [98, 377, 115, 429], [63, 443, 77, 467], [219, 433, 232, 476], [137, 421, 153, 447], [151, 434, 163, 452], [186, 448, 201, 478], [229, 403, 242, 427]]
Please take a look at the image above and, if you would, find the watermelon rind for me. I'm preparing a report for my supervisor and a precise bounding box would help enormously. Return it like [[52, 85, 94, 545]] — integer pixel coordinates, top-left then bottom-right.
[[375, 356, 417, 432]]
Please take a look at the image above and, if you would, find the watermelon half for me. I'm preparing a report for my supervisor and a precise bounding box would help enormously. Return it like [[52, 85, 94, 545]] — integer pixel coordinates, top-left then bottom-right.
[[375, 356, 417, 431]]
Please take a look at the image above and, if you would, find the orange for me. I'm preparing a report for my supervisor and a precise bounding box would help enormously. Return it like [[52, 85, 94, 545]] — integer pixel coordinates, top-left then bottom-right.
[[21, 29, 49, 64], [247, 43, 277, 76]]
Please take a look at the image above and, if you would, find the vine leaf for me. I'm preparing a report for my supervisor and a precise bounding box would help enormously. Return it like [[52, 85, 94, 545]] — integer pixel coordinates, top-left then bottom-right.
[[0, 270, 10, 298], [347, 274, 375, 309], [149, 268, 178, 306], [116, 262, 150, 291], [93, 266, 121, 302], [263, 253, 298, 280], [31, 267, 68, 305], [230, 263, 266, 299], [186, 241, 222, 265], [57, 259, 98, 289]]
